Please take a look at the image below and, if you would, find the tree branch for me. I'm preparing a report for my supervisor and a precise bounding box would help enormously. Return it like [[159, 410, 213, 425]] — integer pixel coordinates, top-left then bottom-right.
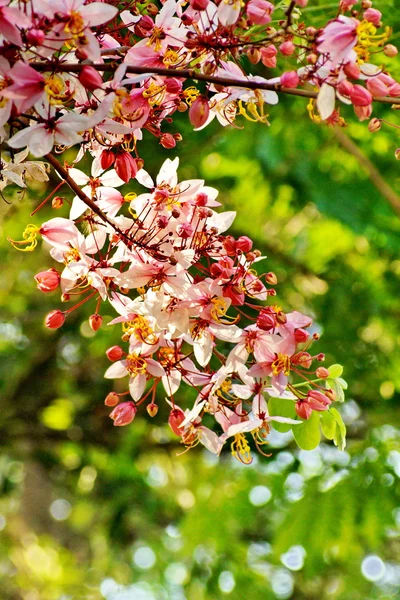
[[33, 61, 400, 105]]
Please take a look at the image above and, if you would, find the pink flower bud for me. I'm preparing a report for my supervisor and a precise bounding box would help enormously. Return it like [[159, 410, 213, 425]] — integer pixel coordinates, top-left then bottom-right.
[[354, 104, 372, 121], [295, 0, 308, 6], [257, 310, 277, 331], [363, 8, 381, 25], [337, 80, 354, 96], [115, 152, 139, 182], [368, 117, 381, 132], [246, 0, 274, 25], [366, 76, 388, 97], [160, 133, 176, 149], [280, 71, 299, 88], [223, 235, 237, 256], [343, 62, 360, 80], [45, 310, 65, 329], [78, 65, 103, 91], [190, 0, 209, 10], [89, 314, 102, 331], [106, 346, 124, 361], [294, 328, 309, 343], [105, 392, 120, 407], [292, 351, 312, 369], [100, 149, 115, 170], [52, 196, 64, 209], [235, 236, 253, 253], [261, 45, 277, 68], [389, 83, 400, 97], [165, 78, 183, 94], [26, 28, 45, 46], [384, 44, 398, 57], [168, 408, 186, 436], [307, 390, 331, 410], [189, 96, 210, 129], [350, 85, 373, 107], [316, 367, 330, 378], [34, 269, 60, 292], [110, 401, 137, 426], [177, 222, 194, 238], [295, 399, 312, 420], [279, 41, 295, 56]]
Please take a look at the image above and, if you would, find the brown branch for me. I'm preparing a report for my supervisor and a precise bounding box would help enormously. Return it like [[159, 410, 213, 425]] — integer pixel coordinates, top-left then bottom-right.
[[32, 61, 400, 105], [333, 127, 400, 217]]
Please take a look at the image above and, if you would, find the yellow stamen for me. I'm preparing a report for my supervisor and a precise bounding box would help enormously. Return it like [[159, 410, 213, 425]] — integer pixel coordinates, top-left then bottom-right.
[[271, 353, 291, 376], [231, 433, 252, 464], [8, 224, 39, 252], [355, 21, 391, 63], [126, 353, 147, 375]]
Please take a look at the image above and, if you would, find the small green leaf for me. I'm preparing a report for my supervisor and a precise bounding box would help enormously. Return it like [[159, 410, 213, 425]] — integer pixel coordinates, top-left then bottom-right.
[[330, 407, 347, 451], [337, 377, 348, 390], [268, 397, 297, 433], [328, 364, 343, 379], [292, 410, 321, 450], [321, 410, 336, 440]]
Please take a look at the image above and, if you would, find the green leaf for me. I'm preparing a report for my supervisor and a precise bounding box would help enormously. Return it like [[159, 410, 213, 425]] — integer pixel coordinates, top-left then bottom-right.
[[268, 397, 297, 433], [321, 410, 336, 440], [292, 410, 321, 451], [328, 364, 343, 379], [330, 407, 347, 451], [327, 379, 345, 402]]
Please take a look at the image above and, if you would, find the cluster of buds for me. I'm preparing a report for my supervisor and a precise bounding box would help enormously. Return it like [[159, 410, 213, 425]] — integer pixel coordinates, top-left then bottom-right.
[[22, 158, 347, 462]]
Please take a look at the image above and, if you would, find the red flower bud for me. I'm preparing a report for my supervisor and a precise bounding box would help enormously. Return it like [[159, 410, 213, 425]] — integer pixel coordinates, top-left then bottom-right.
[[295, 399, 312, 420], [110, 401, 137, 426], [279, 41, 295, 56], [115, 152, 139, 183], [337, 80, 354, 97], [257, 309, 277, 331], [307, 390, 331, 410], [105, 392, 120, 407], [165, 78, 183, 94], [89, 314, 103, 331], [189, 96, 210, 129], [265, 272, 277, 285], [343, 61, 360, 79], [350, 85, 373, 107], [34, 269, 60, 292], [281, 71, 299, 88], [190, 0, 209, 10], [294, 328, 309, 344], [45, 309, 65, 329], [78, 65, 103, 91], [168, 408, 186, 436], [100, 149, 115, 170], [260, 45, 277, 68], [147, 403, 159, 417], [316, 367, 330, 379], [106, 346, 124, 361], [26, 28, 45, 46], [235, 236, 253, 253], [160, 133, 176, 149]]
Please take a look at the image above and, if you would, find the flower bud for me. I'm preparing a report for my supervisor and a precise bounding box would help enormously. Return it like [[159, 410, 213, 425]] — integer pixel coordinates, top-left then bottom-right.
[[350, 85, 373, 106], [106, 346, 124, 361], [146, 403, 159, 417], [75, 47, 89, 60], [146, 3, 159, 15], [223, 235, 237, 256], [165, 78, 182, 94], [395, 148, 400, 160], [115, 152, 139, 182], [257, 310, 276, 331], [190, 0, 209, 10], [279, 41, 295, 56], [35, 269, 60, 292], [384, 44, 398, 57], [110, 401, 137, 426], [316, 367, 330, 378], [307, 390, 331, 410], [189, 96, 210, 129], [45, 309, 65, 329], [305, 26, 317, 37], [52, 196, 64, 209], [292, 351, 312, 369], [247, 47, 261, 65], [100, 149, 115, 170], [246, 0, 274, 25], [105, 392, 120, 407], [26, 28, 45, 46], [343, 61, 360, 80], [366, 77, 388, 97], [363, 8, 381, 25], [295, 0, 308, 6], [337, 80, 354, 97], [78, 65, 103, 91], [280, 71, 299, 88], [368, 117, 381, 132], [168, 408, 186, 436], [295, 399, 312, 420], [294, 328, 309, 343], [354, 104, 372, 121], [264, 272, 277, 285], [235, 236, 253, 253], [260, 45, 277, 67], [160, 133, 176, 148], [89, 314, 103, 331]]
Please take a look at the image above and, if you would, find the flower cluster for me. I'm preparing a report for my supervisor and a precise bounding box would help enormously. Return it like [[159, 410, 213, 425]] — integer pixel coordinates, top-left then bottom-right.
[[26, 158, 347, 462], [0, 0, 399, 191]]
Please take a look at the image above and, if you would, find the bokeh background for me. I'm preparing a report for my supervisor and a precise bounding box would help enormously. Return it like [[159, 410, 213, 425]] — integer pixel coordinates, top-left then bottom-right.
[[2, 4, 400, 597]]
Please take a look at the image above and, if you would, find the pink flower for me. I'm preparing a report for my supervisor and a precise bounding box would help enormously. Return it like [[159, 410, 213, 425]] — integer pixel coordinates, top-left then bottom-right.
[[317, 16, 359, 64], [246, 0, 274, 25], [3, 63, 45, 114], [0, 0, 30, 47], [110, 401, 137, 426]]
